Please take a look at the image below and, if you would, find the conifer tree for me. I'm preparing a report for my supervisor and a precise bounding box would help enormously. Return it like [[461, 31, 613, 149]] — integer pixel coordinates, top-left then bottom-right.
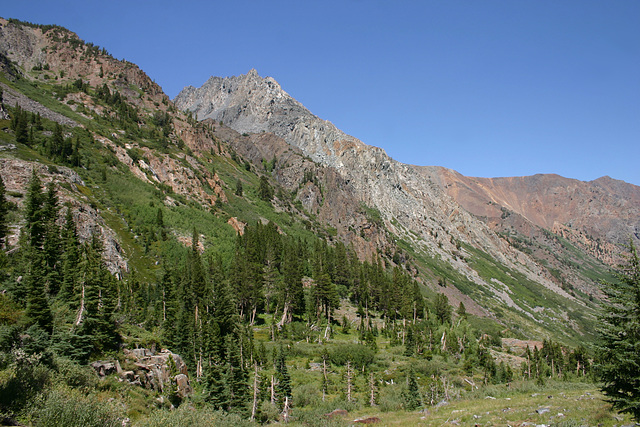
[[313, 272, 338, 322], [42, 183, 61, 295], [22, 172, 53, 333], [225, 334, 249, 416], [12, 105, 29, 145], [258, 175, 273, 202], [25, 250, 53, 334], [433, 293, 452, 325], [74, 234, 120, 358], [403, 368, 421, 410], [24, 170, 46, 249], [597, 243, 640, 421], [204, 349, 229, 410], [274, 345, 292, 410], [59, 205, 79, 301]]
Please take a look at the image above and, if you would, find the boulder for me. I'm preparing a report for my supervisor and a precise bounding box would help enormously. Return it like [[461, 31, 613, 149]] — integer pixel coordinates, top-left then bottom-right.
[[175, 374, 192, 397], [90, 360, 117, 376]]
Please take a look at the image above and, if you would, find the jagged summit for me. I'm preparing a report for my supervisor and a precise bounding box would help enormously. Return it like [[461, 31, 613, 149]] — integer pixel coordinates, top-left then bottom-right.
[[175, 69, 370, 167]]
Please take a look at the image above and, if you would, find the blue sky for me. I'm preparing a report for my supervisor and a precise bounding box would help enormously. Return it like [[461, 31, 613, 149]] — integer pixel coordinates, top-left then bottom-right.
[[4, 1, 639, 185]]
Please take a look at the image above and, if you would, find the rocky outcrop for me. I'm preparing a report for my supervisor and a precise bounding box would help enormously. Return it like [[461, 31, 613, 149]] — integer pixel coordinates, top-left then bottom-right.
[[91, 348, 192, 397], [94, 134, 227, 208], [0, 18, 168, 109], [0, 82, 78, 127], [0, 158, 127, 274]]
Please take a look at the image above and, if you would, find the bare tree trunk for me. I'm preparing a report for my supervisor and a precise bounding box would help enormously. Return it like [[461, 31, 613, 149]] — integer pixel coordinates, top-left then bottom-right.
[[281, 396, 290, 423], [74, 284, 85, 326], [251, 362, 260, 421], [369, 372, 377, 406], [162, 288, 166, 322], [250, 306, 257, 326], [270, 375, 276, 405], [322, 354, 328, 402], [277, 303, 289, 328], [346, 361, 353, 402]]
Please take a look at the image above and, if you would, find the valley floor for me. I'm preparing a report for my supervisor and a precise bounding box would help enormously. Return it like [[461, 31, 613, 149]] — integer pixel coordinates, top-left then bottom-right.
[[292, 382, 633, 426]]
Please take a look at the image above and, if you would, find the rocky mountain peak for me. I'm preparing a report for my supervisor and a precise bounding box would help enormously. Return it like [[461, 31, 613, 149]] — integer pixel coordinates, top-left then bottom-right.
[[175, 70, 368, 168], [175, 69, 573, 314]]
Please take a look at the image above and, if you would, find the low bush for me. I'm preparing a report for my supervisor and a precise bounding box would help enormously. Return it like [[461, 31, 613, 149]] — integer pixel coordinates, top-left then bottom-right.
[[27, 386, 123, 427]]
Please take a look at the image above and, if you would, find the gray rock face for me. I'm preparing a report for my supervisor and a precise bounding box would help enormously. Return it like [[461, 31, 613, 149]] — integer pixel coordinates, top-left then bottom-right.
[[175, 69, 362, 166]]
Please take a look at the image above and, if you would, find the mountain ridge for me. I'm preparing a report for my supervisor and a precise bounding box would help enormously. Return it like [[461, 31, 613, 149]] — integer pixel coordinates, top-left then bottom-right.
[[175, 69, 629, 340], [0, 18, 628, 341]]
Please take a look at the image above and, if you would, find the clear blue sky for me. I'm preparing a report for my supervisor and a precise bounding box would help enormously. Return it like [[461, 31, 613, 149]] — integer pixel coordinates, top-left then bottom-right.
[[4, 1, 640, 185]]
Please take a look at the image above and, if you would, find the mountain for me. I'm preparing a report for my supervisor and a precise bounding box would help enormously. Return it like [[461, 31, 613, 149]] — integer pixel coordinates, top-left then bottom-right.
[[1, 17, 638, 426], [426, 168, 639, 258], [175, 69, 640, 340]]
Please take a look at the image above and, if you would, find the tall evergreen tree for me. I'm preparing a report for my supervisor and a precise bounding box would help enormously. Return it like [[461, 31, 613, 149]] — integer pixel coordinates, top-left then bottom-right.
[[42, 183, 61, 295], [25, 250, 53, 334], [597, 243, 640, 421], [258, 175, 273, 202], [274, 345, 292, 410], [23, 170, 46, 249], [403, 368, 421, 410], [59, 205, 79, 301]]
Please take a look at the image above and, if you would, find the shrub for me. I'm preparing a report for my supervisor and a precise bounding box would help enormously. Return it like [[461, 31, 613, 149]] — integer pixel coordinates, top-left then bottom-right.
[[27, 386, 123, 427], [53, 357, 99, 391], [137, 404, 252, 427], [293, 383, 321, 408], [0, 350, 52, 414], [329, 343, 374, 370]]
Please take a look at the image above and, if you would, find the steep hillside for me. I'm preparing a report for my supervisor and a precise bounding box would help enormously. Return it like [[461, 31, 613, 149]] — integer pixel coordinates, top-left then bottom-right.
[[175, 70, 620, 342]]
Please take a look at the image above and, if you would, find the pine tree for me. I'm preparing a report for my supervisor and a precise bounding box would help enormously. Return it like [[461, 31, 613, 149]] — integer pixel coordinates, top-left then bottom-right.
[[235, 179, 243, 197], [42, 183, 61, 295], [313, 272, 338, 322], [597, 243, 640, 421], [225, 334, 249, 416], [403, 368, 421, 410], [258, 175, 273, 202], [274, 345, 292, 409], [74, 234, 120, 358], [24, 170, 46, 249], [22, 171, 53, 333], [456, 301, 467, 320], [59, 206, 79, 301], [47, 123, 64, 159], [25, 250, 53, 334], [433, 293, 452, 325], [12, 105, 29, 145]]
